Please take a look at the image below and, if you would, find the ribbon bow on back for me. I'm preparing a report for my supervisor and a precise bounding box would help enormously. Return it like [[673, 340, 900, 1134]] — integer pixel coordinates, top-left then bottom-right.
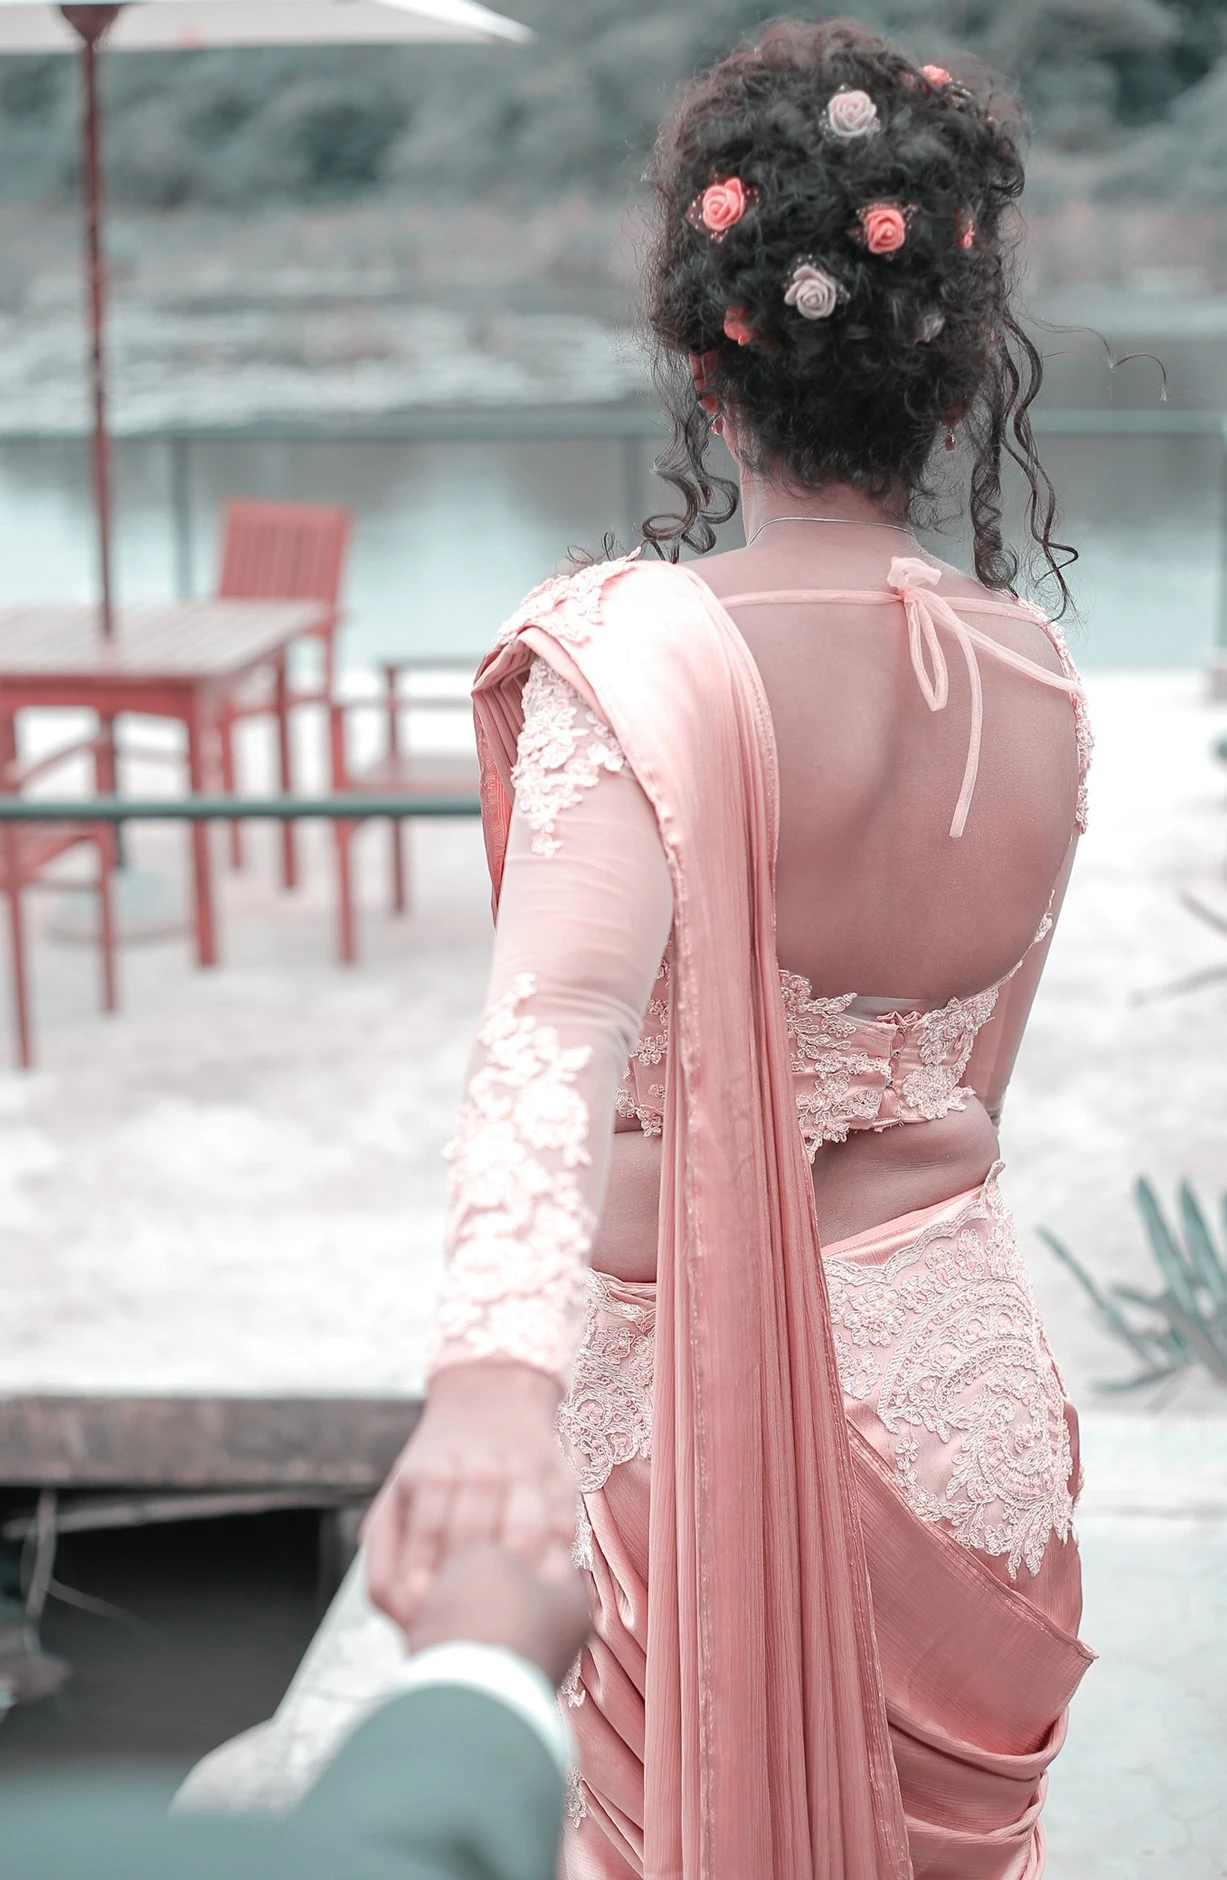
[[886, 556, 1081, 838]]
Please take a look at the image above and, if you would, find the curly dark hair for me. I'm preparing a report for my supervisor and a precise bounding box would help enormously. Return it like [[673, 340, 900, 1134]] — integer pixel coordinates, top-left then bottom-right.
[[640, 17, 1075, 611]]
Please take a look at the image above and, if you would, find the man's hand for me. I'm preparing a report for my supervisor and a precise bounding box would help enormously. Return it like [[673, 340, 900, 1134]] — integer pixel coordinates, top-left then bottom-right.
[[408, 1543, 591, 1691], [363, 1360, 578, 1632]]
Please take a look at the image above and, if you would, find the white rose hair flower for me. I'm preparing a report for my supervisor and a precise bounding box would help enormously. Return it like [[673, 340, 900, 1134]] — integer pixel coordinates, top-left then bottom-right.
[[784, 261, 846, 322], [825, 88, 879, 138]]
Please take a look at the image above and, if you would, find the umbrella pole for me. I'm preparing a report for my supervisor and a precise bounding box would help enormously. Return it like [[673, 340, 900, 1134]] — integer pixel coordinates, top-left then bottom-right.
[[78, 23, 115, 641], [63, 6, 124, 859]]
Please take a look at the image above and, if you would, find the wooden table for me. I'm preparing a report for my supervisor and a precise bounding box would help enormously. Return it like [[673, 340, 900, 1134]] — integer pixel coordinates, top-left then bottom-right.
[[0, 599, 331, 966]]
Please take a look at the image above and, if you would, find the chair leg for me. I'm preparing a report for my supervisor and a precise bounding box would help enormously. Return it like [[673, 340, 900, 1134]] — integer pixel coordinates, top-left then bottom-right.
[[97, 830, 118, 1014], [219, 711, 244, 870], [336, 821, 357, 965], [4, 835, 32, 1070], [276, 650, 297, 891], [390, 819, 409, 915]]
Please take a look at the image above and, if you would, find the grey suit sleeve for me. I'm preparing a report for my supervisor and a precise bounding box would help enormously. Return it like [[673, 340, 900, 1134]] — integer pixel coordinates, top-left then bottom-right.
[[0, 1688, 564, 1880], [300, 1684, 566, 1880]]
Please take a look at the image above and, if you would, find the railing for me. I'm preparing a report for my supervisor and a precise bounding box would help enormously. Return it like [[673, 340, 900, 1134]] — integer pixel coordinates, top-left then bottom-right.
[[3, 403, 1226, 648], [0, 794, 482, 823]]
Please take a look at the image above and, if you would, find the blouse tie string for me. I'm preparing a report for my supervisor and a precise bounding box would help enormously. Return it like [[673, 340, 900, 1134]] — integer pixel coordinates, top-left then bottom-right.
[[886, 556, 1082, 840]]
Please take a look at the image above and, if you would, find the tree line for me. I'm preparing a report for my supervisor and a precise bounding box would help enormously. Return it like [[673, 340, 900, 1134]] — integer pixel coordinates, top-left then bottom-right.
[[0, 0, 1224, 209]]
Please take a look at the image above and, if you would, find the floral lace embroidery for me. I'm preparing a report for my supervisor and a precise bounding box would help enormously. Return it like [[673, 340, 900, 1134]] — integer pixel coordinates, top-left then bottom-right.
[[560, 1654, 586, 1709], [561, 1178, 1071, 1579], [572, 1500, 594, 1571], [557, 1271, 655, 1493], [497, 550, 642, 649], [615, 947, 671, 1136], [779, 975, 884, 1154], [512, 659, 626, 858], [565, 1767, 589, 1827], [615, 958, 1005, 1151], [428, 973, 594, 1386], [898, 979, 1001, 1120], [823, 1167, 1074, 1578]]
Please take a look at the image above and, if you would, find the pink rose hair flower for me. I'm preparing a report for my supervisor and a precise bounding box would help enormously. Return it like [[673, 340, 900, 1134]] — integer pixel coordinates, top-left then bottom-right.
[[783, 261, 845, 322], [958, 209, 976, 250], [825, 88, 879, 139], [722, 306, 756, 347], [921, 64, 952, 86], [685, 176, 754, 241], [856, 201, 913, 257]]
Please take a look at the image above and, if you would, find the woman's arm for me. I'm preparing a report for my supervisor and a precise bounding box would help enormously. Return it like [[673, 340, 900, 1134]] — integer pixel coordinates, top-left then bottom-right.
[[365, 659, 674, 1627]]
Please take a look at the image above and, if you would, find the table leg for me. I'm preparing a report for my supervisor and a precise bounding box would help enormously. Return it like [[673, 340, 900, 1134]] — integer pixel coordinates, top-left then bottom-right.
[[276, 649, 296, 890], [4, 829, 32, 1068], [95, 710, 125, 869], [219, 707, 244, 870], [186, 708, 217, 968]]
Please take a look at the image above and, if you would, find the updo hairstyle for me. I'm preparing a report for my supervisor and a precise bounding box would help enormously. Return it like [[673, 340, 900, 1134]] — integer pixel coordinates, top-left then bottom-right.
[[641, 18, 1074, 608]]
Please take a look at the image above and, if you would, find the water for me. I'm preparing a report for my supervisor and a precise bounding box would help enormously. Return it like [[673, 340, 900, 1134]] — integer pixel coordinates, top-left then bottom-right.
[[0, 410, 1223, 673]]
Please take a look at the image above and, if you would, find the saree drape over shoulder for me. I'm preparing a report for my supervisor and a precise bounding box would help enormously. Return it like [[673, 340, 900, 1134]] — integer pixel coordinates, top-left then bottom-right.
[[461, 555, 1093, 1880]]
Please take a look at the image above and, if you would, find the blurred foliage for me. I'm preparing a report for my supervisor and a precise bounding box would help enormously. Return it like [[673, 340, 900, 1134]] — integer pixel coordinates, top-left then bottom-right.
[[1041, 1179, 1227, 1391], [0, 0, 1225, 207]]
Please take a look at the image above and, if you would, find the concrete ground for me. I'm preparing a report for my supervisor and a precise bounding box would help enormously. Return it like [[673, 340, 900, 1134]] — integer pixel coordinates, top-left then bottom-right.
[[1, 668, 1226, 1870]]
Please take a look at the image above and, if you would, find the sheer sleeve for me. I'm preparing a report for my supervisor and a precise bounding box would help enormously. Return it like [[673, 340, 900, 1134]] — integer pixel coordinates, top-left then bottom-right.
[[427, 658, 674, 1388]]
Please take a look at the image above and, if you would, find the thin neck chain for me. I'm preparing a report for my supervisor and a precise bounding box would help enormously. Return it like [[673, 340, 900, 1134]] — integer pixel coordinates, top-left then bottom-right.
[[746, 514, 917, 548]]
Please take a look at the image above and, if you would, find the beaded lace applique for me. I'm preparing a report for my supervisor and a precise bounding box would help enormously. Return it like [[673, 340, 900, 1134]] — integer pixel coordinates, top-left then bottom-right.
[[497, 550, 642, 648], [617, 959, 1004, 1153], [565, 1767, 589, 1827], [428, 973, 594, 1385], [572, 1501, 594, 1572], [512, 659, 626, 859], [779, 975, 884, 1154], [559, 1173, 1072, 1578], [823, 1167, 1074, 1578], [557, 1271, 655, 1493]]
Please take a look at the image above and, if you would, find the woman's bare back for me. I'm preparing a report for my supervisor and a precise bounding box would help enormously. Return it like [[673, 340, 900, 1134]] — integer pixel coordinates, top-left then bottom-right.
[[594, 525, 1081, 1272]]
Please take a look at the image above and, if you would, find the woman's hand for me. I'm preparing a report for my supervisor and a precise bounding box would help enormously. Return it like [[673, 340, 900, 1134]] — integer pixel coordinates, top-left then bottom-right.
[[363, 1360, 578, 1632]]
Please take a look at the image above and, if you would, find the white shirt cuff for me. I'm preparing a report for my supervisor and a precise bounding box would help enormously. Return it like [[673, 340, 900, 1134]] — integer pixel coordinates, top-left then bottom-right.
[[391, 1642, 574, 1779]]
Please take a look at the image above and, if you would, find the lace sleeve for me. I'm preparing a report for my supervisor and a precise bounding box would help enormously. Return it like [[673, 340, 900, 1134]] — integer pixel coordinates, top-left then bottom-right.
[[428, 658, 674, 1387]]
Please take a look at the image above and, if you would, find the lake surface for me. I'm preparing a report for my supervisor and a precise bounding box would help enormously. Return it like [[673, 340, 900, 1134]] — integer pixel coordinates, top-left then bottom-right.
[[1, 403, 1224, 673]]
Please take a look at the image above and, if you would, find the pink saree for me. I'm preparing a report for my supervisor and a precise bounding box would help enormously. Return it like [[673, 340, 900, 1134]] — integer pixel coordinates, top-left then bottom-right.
[[470, 556, 1093, 1880]]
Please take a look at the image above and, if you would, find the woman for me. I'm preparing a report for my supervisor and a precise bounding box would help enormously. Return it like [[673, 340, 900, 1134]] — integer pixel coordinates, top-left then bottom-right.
[[367, 21, 1095, 1878]]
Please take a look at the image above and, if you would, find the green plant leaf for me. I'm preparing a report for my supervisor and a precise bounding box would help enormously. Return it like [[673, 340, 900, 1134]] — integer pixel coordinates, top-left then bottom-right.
[[1113, 1286, 1227, 1382], [1135, 1177, 1201, 1315], [1040, 1227, 1182, 1367], [1178, 1181, 1227, 1304]]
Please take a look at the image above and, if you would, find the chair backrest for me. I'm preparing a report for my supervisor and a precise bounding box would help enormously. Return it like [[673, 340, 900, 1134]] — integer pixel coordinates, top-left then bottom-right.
[[217, 500, 352, 610]]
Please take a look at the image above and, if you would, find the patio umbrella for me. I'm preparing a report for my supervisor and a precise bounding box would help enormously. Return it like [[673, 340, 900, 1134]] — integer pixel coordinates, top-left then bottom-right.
[[0, 1, 531, 637]]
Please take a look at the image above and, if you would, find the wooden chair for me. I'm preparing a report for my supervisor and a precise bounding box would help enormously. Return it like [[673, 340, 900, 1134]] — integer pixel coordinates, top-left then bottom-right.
[[328, 660, 479, 964], [215, 499, 353, 886], [1, 737, 118, 1069]]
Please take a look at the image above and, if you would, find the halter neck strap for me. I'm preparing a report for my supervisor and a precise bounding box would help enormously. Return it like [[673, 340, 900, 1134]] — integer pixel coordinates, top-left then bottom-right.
[[719, 556, 1083, 838]]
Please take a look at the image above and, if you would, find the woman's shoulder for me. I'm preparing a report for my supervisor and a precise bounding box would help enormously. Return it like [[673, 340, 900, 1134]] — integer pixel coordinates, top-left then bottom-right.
[[495, 549, 714, 652]]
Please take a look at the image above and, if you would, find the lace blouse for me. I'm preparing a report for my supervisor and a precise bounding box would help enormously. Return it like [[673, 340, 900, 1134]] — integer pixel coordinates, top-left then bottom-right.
[[428, 555, 1089, 1388]]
